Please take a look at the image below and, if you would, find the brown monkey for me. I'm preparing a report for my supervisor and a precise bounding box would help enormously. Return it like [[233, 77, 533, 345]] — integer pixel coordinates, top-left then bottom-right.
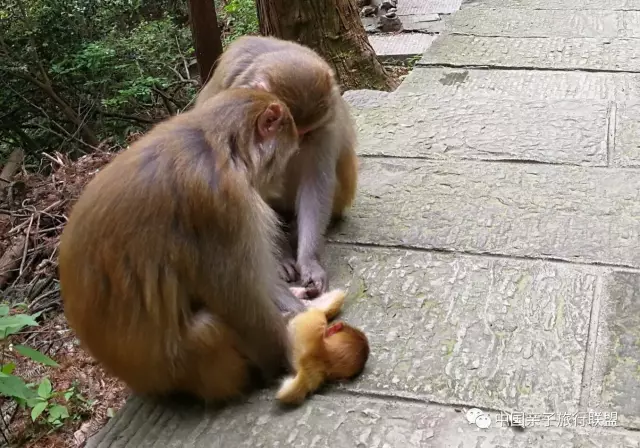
[[58, 88, 330, 402], [195, 35, 358, 294], [276, 290, 370, 405]]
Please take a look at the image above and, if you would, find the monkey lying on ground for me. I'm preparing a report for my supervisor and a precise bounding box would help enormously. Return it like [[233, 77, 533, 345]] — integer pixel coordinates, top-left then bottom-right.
[[59, 88, 342, 402], [195, 35, 359, 295], [276, 289, 370, 405]]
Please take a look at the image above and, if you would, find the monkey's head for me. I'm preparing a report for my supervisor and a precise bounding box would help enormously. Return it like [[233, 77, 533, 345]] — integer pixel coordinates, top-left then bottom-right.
[[201, 88, 299, 196], [239, 51, 338, 138], [324, 322, 370, 380]]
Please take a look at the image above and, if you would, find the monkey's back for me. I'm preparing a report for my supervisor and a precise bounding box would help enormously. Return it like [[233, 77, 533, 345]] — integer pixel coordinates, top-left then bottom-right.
[[58, 120, 261, 396]]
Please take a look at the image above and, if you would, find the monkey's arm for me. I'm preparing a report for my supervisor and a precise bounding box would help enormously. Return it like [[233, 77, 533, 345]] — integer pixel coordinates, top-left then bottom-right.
[[186, 183, 294, 379], [295, 128, 339, 293]]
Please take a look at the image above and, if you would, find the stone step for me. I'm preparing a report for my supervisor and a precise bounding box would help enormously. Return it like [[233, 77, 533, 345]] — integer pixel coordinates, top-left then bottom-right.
[[463, 0, 629, 10], [400, 0, 463, 15], [347, 95, 610, 165], [323, 246, 596, 414], [369, 33, 438, 62], [447, 8, 640, 38], [395, 67, 640, 101], [88, 394, 640, 447], [86, 244, 640, 444], [363, 68, 640, 166], [418, 35, 640, 72], [343, 89, 391, 109], [332, 159, 640, 268]]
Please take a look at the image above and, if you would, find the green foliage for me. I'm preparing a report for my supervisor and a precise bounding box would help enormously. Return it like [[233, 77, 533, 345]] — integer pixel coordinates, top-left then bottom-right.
[[220, 0, 259, 44], [0, 0, 197, 163], [0, 304, 91, 436], [0, 0, 260, 166]]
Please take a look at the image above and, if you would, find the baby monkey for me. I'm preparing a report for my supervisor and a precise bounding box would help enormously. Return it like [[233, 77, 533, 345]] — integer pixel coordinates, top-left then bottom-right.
[[276, 290, 369, 405]]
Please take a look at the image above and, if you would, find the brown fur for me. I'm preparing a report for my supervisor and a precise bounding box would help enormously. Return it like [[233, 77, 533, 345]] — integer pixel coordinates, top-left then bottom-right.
[[195, 36, 359, 292], [276, 290, 370, 404], [59, 88, 309, 402]]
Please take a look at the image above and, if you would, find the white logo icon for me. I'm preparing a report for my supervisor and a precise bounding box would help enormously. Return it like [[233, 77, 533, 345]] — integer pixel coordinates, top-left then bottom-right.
[[466, 408, 492, 429]]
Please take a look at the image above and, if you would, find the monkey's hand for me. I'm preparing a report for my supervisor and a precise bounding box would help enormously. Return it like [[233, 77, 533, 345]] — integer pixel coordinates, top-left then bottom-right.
[[299, 258, 328, 294], [279, 256, 299, 283], [289, 286, 319, 301]]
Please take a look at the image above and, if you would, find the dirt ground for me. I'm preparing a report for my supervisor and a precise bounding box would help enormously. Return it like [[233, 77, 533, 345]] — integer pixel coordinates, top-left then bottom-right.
[[0, 146, 131, 447]]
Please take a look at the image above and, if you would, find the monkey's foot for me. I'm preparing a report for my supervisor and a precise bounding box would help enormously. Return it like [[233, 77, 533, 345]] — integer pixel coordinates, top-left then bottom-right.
[[299, 258, 328, 294]]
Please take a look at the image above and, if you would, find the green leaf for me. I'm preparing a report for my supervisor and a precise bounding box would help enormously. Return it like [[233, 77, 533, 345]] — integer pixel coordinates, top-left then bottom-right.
[[26, 397, 44, 407], [0, 314, 38, 328], [0, 314, 39, 338], [48, 404, 69, 420], [0, 374, 34, 400], [63, 389, 73, 401], [38, 378, 52, 398], [31, 401, 47, 421], [14, 345, 59, 367], [0, 305, 10, 316], [1, 362, 15, 375]]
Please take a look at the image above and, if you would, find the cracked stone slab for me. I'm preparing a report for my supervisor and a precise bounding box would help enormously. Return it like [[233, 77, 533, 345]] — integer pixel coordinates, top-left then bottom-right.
[[88, 395, 640, 447], [369, 33, 437, 61], [613, 103, 640, 166], [418, 35, 640, 72], [343, 89, 391, 109], [462, 0, 628, 9], [446, 8, 628, 38], [321, 246, 596, 413], [588, 271, 640, 429], [350, 96, 609, 165], [331, 159, 640, 268], [400, 14, 445, 32], [395, 67, 640, 101], [398, 0, 462, 15]]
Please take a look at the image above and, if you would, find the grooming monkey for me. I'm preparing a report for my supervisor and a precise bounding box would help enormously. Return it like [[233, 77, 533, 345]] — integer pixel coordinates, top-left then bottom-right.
[[59, 88, 341, 401], [195, 35, 359, 294], [276, 289, 369, 405]]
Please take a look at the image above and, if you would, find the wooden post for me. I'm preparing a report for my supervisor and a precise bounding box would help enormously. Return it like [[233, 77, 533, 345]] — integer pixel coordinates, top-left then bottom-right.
[[187, 0, 224, 85]]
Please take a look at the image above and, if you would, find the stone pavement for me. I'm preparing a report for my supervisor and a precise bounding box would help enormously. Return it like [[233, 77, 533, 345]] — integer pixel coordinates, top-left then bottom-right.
[[88, 1, 640, 447]]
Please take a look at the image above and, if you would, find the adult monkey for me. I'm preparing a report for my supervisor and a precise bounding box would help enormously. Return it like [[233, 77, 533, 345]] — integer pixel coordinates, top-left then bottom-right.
[[195, 35, 358, 294], [59, 89, 341, 401]]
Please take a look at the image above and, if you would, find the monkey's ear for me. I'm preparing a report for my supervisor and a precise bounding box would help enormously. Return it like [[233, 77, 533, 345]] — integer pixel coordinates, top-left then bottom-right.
[[257, 103, 284, 139], [325, 322, 344, 337]]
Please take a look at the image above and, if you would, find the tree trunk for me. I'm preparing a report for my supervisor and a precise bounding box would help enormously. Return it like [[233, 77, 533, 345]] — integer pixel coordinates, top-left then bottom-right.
[[256, 0, 397, 91], [187, 0, 224, 85]]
